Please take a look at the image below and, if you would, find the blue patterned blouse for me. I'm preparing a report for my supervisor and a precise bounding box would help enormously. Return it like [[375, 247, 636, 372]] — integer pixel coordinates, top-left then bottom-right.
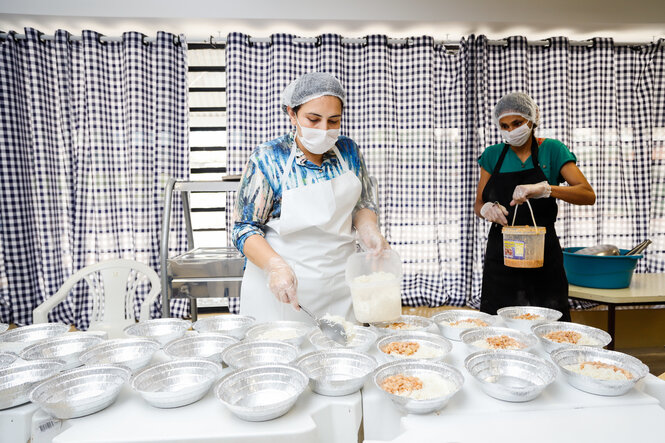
[[232, 132, 377, 255]]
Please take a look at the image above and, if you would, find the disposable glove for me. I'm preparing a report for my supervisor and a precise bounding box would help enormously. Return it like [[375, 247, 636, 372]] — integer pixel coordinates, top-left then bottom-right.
[[510, 181, 552, 206], [264, 256, 299, 310], [356, 223, 390, 255], [480, 202, 509, 226]]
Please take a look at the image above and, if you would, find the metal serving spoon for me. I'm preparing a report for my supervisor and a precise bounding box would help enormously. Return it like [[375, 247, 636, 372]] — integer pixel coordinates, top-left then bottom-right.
[[298, 304, 348, 345]]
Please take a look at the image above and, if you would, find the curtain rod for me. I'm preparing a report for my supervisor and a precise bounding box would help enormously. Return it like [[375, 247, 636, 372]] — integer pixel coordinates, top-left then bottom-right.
[[0, 32, 661, 48]]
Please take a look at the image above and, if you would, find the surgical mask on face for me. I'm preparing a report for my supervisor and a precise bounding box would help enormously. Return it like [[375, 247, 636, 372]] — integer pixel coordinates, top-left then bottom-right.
[[295, 118, 340, 155], [501, 121, 532, 146]]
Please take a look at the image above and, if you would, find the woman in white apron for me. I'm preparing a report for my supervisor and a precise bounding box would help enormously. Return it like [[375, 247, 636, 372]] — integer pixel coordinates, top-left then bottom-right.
[[232, 72, 389, 323]]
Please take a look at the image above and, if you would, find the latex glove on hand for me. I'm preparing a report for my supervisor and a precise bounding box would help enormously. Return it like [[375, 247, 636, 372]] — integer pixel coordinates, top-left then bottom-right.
[[356, 223, 390, 255], [510, 181, 551, 206], [264, 256, 299, 310], [480, 202, 509, 226]]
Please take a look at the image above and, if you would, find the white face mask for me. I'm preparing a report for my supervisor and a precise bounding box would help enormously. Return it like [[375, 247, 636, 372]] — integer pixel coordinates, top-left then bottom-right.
[[501, 121, 532, 146], [295, 118, 340, 155]]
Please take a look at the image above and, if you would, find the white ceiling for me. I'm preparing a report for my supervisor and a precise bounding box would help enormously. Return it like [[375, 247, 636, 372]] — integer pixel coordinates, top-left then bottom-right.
[[1, 0, 664, 42]]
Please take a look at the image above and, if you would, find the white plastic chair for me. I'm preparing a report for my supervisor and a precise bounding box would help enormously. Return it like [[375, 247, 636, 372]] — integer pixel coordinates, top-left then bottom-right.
[[33, 259, 161, 338]]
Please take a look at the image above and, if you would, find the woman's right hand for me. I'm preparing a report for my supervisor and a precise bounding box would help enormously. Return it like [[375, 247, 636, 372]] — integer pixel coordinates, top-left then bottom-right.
[[265, 256, 299, 309], [480, 202, 509, 226]]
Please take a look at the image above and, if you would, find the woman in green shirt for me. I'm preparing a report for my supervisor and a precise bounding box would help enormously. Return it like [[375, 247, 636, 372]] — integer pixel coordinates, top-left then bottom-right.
[[474, 92, 596, 321]]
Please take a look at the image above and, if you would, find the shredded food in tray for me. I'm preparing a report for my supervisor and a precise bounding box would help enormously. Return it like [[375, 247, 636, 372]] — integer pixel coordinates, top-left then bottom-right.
[[385, 322, 417, 330], [474, 335, 525, 350], [449, 318, 489, 328], [565, 360, 633, 380], [544, 330, 582, 344], [382, 341, 420, 356], [513, 313, 542, 320], [381, 374, 423, 395]]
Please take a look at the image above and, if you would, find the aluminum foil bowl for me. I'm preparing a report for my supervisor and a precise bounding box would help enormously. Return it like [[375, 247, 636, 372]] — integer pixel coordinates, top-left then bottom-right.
[[215, 364, 308, 421], [308, 326, 378, 353], [164, 334, 239, 364], [464, 349, 557, 402], [0, 323, 8, 334], [19, 332, 105, 370], [431, 310, 499, 341], [131, 358, 222, 408], [0, 359, 65, 410], [124, 318, 192, 347], [376, 331, 452, 364], [0, 352, 18, 369], [193, 315, 255, 340], [531, 321, 612, 353], [29, 365, 130, 419], [369, 315, 434, 336], [296, 350, 377, 396], [244, 321, 314, 347], [79, 338, 160, 373], [373, 360, 464, 414], [460, 326, 538, 354], [496, 306, 563, 332], [0, 323, 70, 353], [222, 340, 299, 369], [551, 347, 649, 396]]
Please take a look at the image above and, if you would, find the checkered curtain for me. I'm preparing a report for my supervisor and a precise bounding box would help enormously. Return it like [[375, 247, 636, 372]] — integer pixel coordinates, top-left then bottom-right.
[[0, 28, 190, 327], [226, 32, 665, 311]]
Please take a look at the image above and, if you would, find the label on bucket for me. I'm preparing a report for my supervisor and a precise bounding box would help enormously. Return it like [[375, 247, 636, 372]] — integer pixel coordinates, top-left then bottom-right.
[[504, 240, 526, 260]]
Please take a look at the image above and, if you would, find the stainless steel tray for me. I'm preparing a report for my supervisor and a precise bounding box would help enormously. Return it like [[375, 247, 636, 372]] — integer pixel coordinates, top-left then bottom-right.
[[167, 247, 245, 278]]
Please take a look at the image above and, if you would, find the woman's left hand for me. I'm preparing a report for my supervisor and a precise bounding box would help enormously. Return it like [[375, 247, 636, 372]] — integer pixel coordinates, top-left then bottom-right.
[[510, 181, 551, 206]]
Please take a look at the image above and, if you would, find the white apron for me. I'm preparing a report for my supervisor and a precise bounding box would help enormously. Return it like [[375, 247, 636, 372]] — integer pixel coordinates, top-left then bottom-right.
[[239, 143, 361, 323]]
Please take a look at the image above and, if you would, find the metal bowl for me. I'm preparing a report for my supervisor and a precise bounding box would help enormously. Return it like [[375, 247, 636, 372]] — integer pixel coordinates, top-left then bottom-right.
[[551, 347, 649, 396], [431, 310, 499, 341], [79, 338, 161, 373], [0, 323, 70, 353], [369, 315, 434, 336], [531, 321, 612, 353], [0, 352, 18, 369], [0, 323, 8, 334], [124, 318, 192, 347], [131, 358, 222, 408], [460, 326, 538, 354], [496, 306, 563, 332], [29, 365, 130, 419], [376, 332, 452, 363], [222, 340, 300, 369], [464, 350, 557, 402], [308, 326, 378, 353], [0, 360, 65, 410], [19, 332, 105, 370], [373, 360, 464, 414], [296, 350, 377, 396], [215, 364, 308, 421], [244, 321, 314, 347], [164, 334, 239, 364], [193, 315, 255, 340]]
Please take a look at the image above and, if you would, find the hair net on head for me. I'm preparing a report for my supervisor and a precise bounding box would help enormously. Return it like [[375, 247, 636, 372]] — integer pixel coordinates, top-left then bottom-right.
[[281, 72, 346, 114], [492, 92, 541, 128]]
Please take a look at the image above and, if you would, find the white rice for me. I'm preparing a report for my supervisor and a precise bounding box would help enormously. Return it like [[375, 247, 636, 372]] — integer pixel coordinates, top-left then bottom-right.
[[321, 313, 357, 343], [400, 373, 457, 400], [384, 343, 444, 359], [543, 332, 600, 346], [256, 328, 299, 341], [443, 319, 489, 329], [564, 363, 632, 381]]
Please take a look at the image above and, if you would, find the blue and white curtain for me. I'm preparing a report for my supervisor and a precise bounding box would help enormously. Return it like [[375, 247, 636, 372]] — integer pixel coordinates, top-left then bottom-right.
[[226, 32, 665, 310], [0, 28, 190, 327]]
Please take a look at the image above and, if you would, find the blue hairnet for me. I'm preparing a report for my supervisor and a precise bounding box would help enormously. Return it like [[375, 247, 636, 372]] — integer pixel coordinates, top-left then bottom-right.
[[493, 92, 541, 128], [281, 72, 346, 114]]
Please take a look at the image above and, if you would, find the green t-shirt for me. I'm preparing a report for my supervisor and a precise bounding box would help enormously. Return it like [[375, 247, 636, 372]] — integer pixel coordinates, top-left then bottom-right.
[[477, 138, 577, 185]]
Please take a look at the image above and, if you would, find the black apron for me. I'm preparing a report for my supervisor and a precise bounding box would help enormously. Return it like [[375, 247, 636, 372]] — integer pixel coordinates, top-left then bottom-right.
[[480, 135, 571, 321]]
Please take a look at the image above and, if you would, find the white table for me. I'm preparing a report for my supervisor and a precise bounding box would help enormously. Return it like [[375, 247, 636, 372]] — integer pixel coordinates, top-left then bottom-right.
[[363, 332, 665, 443], [27, 346, 361, 443]]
